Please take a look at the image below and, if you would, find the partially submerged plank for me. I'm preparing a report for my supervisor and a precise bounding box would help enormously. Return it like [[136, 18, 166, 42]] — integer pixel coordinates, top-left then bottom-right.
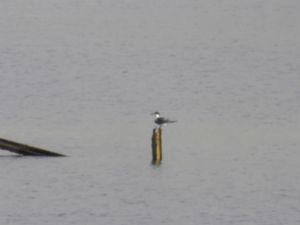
[[0, 138, 66, 156]]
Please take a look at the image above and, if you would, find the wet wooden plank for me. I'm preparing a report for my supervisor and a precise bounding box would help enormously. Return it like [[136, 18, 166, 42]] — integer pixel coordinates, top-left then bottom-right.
[[0, 138, 66, 156]]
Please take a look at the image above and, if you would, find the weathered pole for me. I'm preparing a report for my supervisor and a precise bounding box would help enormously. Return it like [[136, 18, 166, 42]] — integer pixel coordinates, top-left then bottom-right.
[[152, 128, 162, 164]]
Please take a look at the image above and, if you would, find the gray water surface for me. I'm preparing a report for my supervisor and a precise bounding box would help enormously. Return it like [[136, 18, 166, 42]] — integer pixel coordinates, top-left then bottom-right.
[[1, 1, 300, 224]]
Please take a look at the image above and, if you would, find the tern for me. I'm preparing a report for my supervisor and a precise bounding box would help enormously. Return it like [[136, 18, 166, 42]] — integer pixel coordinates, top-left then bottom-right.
[[152, 112, 177, 127]]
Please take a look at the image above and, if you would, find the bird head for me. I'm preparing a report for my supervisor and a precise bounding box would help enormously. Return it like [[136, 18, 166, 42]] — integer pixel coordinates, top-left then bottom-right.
[[151, 112, 160, 118]]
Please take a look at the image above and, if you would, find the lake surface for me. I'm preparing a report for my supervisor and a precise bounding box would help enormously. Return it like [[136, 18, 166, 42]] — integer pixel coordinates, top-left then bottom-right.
[[1, 1, 300, 224]]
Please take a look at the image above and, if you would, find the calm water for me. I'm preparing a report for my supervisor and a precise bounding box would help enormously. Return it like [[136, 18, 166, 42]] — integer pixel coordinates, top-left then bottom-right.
[[1, 1, 300, 224]]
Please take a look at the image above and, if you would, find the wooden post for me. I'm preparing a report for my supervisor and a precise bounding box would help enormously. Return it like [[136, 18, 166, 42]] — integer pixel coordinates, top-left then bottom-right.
[[152, 128, 162, 164]]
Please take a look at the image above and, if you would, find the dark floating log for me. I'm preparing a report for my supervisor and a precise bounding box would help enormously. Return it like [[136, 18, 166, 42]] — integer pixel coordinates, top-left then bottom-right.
[[152, 128, 162, 164], [0, 138, 66, 157]]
